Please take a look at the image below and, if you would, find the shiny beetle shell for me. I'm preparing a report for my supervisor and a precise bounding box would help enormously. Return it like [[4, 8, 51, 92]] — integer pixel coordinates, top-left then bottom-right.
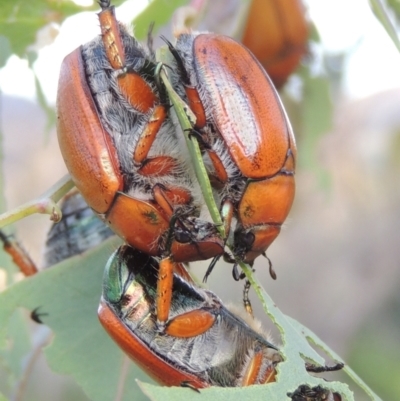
[[242, 0, 309, 89], [168, 33, 296, 265], [56, 10, 223, 263], [98, 245, 281, 388], [191, 34, 294, 179], [57, 3, 224, 331]]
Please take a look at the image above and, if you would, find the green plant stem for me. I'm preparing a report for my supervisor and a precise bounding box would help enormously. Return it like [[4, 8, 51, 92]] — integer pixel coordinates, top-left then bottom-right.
[[158, 62, 224, 236], [0, 174, 74, 228], [369, 0, 400, 52]]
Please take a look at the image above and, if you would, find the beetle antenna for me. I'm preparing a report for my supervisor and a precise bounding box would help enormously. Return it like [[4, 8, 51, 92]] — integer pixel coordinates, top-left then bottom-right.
[[306, 362, 344, 373], [232, 263, 241, 281], [147, 22, 156, 60], [263, 253, 277, 280], [160, 35, 191, 85]]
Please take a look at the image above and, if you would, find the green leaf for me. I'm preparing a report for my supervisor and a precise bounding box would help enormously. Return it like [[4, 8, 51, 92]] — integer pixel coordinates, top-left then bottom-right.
[[0, 36, 11, 68], [0, 308, 32, 397], [296, 66, 333, 187], [0, 237, 153, 401], [133, 0, 188, 40], [0, 0, 126, 59], [369, 0, 400, 53]]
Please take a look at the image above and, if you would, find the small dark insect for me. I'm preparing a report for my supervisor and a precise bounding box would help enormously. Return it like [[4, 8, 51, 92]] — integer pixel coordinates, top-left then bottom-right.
[[306, 363, 344, 373], [288, 384, 342, 401], [30, 306, 48, 324]]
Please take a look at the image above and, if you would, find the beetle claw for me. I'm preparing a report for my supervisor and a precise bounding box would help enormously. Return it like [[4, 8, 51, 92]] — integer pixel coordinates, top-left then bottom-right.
[[232, 263, 241, 281], [203, 255, 220, 283]]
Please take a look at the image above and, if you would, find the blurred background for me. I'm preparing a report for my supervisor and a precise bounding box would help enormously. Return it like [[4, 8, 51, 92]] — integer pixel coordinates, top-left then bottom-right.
[[1, 0, 400, 400]]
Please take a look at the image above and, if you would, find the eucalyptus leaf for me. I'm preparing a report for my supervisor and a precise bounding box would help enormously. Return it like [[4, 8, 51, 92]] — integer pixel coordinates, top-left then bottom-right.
[[0, 237, 153, 401], [0, 0, 126, 58]]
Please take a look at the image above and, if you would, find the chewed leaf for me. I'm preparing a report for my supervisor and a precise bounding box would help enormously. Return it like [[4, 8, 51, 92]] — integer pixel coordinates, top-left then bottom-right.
[[0, 237, 151, 401]]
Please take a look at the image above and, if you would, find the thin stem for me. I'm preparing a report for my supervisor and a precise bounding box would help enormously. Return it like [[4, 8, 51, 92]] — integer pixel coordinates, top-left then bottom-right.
[[114, 355, 130, 401], [158, 60, 224, 237], [0, 175, 74, 229], [11, 327, 53, 401]]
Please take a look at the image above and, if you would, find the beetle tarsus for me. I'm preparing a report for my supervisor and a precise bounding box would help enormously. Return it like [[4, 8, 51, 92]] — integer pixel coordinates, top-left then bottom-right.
[[203, 255, 220, 283], [185, 128, 211, 149], [305, 362, 344, 373], [180, 381, 201, 392], [30, 306, 48, 324], [232, 263, 241, 281], [263, 254, 277, 280], [160, 35, 191, 86], [243, 279, 253, 316]]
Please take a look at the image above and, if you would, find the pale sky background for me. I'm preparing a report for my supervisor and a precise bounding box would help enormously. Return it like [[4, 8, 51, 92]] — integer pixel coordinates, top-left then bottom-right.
[[1, 0, 400, 103]]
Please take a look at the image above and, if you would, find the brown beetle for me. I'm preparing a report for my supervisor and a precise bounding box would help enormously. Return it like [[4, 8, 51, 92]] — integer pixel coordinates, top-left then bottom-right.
[[242, 0, 309, 89], [56, 2, 224, 329], [98, 245, 281, 387], [165, 33, 296, 278]]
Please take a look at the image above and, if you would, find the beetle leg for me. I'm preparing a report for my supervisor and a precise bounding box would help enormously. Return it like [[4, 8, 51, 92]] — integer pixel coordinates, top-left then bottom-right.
[[162, 37, 208, 129], [185, 128, 210, 149], [232, 263, 241, 281], [99, 0, 158, 114], [98, 1, 125, 71], [183, 86, 207, 128], [305, 362, 344, 373], [240, 351, 264, 386], [166, 309, 216, 338], [153, 184, 193, 224], [243, 279, 253, 317], [156, 256, 175, 332], [260, 365, 277, 384], [263, 253, 277, 280], [240, 349, 279, 386], [208, 151, 229, 183], [138, 155, 180, 176], [158, 257, 216, 336], [0, 231, 38, 276], [180, 381, 201, 393], [133, 105, 168, 164]]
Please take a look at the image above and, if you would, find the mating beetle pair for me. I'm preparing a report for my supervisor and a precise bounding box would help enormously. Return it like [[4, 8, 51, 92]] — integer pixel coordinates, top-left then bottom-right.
[[1, 191, 342, 395], [56, 0, 296, 333]]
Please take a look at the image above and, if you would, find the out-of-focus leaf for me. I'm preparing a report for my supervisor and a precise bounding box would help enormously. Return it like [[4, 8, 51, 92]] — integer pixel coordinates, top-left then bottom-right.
[[369, 0, 400, 52], [0, 36, 11, 67], [33, 70, 56, 139], [348, 313, 400, 401], [0, 309, 32, 398], [133, 0, 188, 40], [0, 0, 126, 59], [387, 0, 400, 15], [296, 65, 333, 187], [0, 237, 153, 401]]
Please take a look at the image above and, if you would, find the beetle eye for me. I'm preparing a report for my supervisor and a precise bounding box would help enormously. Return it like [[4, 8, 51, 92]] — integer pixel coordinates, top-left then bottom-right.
[[237, 231, 255, 250], [174, 228, 191, 244]]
